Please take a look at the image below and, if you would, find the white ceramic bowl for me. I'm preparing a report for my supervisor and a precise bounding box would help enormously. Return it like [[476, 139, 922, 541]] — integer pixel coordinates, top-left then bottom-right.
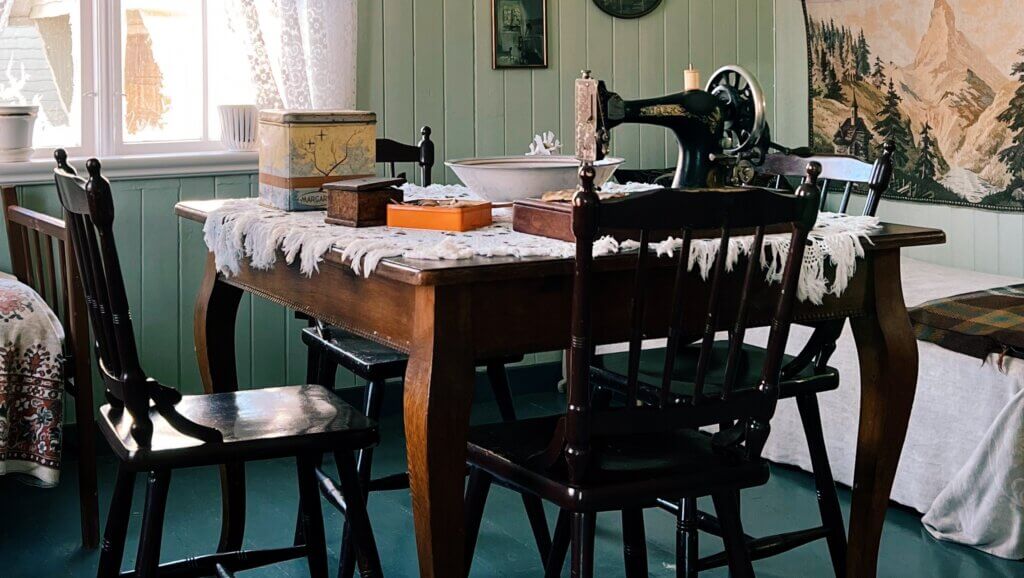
[[445, 155, 625, 202]]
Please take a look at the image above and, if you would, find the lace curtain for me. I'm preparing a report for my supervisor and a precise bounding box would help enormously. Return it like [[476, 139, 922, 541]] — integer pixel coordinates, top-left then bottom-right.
[[226, 0, 357, 110]]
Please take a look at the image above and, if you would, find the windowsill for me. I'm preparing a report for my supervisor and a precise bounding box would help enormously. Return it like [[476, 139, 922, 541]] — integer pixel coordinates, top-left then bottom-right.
[[0, 150, 258, 186]]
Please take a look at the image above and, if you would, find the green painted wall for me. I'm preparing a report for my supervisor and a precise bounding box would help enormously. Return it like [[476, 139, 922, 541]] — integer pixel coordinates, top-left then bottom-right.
[[7, 0, 779, 423]]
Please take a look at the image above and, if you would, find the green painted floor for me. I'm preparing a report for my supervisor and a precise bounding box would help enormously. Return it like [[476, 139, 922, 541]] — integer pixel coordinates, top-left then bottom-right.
[[1, 390, 1021, 577]]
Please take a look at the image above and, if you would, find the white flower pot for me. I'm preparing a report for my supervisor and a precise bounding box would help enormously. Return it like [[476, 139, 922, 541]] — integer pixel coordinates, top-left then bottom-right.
[[0, 105, 38, 163], [218, 104, 258, 151]]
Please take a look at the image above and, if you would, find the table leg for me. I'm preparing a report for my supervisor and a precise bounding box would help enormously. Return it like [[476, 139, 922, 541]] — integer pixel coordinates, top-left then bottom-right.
[[194, 253, 246, 553], [849, 250, 918, 578], [404, 286, 476, 578]]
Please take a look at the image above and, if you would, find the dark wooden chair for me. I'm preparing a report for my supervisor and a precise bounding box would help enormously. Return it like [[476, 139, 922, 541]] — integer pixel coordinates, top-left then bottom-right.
[[464, 164, 821, 577], [597, 143, 895, 577], [299, 125, 550, 576], [51, 151, 383, 578], [377, 125, 435, 184], [0, 185, 98, 549]]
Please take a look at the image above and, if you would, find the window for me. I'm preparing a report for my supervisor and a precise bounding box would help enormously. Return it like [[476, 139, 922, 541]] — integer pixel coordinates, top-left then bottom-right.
[[0, 0, 268, 159]]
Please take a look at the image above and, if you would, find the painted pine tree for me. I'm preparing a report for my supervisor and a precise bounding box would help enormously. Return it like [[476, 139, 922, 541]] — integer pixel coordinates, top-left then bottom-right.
[[856, 30, 871, 80], [873, 78, 912, 169], [913, 122, 940, 180], [824, 63, 845, 102], [870, 56, 885, 88], [997, 48, 1024, 185]]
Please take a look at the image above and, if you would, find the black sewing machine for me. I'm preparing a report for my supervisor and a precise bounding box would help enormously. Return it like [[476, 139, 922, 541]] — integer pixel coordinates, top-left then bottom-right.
[[576, 66, 806, 188]]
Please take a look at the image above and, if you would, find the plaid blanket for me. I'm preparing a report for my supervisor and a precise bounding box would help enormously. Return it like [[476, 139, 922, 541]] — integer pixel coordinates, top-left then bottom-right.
[[910, 284, 1024, 361]]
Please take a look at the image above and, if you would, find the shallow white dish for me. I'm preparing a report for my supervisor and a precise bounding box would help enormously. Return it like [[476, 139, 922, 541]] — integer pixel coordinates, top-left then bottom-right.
[[445, 155, 624, 202]]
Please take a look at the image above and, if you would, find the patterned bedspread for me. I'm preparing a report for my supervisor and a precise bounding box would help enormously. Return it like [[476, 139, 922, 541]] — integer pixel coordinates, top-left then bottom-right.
[[0, 277, 65, 487], [911, 284, 1024, 362]]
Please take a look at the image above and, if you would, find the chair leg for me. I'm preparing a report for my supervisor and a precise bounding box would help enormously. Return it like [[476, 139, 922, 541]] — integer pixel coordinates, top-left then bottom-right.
[[570, 512, 596, 578], [72, 374, 100, 550], [797, 393, 847, 578], [96, 464, 136, 578], [297, 455, 329, 578], [335, 450, 383, 578], [622, 509, 648, 578], [305, 338, 323, 384], [463, 467, 494, 575], [317, 353, 338, 390], [545, 509, 571, 578], [485, 362, 552, 563], [677, 498, 699, 578], [712, 492, 754, 578], [134, 470, 171, 578], [338, 378, 387, 578]]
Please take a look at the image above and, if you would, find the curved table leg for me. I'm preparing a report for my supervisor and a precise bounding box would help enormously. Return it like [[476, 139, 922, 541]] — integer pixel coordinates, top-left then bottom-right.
[[404, 285, 476, 578], [849, 249, 918, 578], [195, 253, 246, 553]]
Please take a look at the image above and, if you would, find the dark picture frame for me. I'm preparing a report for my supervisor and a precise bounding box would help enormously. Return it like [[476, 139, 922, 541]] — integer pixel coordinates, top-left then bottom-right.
[[492, 0, 548, 69], [592, 0, 663, 19]]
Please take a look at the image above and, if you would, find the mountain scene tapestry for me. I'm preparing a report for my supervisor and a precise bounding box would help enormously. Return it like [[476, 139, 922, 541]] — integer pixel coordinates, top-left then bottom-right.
[[804, 0, 1024, 211]]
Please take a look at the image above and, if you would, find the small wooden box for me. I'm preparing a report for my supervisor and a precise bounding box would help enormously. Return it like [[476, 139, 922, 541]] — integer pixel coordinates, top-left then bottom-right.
[[387, 201, 493, 232], [324, 177, 405, 227], [258, 109, 377, 211]]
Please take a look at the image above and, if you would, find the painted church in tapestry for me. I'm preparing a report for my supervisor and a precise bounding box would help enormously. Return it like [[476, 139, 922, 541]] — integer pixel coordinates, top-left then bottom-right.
[[805, 0, 1024, 210]]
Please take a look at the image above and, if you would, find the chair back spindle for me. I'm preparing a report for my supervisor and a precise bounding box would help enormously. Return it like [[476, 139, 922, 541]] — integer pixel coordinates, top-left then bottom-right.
[[562, 164, 821, 484]]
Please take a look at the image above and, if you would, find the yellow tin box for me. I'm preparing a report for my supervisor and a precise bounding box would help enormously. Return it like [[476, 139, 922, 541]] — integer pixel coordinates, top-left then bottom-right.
[[258, 109, 377, 211]]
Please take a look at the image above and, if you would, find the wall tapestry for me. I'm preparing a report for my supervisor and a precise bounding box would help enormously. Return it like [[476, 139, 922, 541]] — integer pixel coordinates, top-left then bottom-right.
[[804, 0, 1024, 211]]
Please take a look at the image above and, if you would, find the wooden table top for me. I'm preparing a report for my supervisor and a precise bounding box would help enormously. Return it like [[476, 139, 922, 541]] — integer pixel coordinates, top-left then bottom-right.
[[176, 199, 946, 286]]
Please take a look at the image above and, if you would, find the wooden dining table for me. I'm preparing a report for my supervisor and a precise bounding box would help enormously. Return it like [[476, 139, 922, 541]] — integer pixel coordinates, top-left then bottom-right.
[[177, 199, 943, 578]]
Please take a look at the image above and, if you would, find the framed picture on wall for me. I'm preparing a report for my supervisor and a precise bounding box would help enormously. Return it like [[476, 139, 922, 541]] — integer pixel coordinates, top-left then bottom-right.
[[492, 0, 548, 69]]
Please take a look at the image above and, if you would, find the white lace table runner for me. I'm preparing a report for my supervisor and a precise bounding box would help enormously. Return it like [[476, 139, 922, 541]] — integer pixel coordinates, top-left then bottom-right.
[[203, 183, 880, 303]]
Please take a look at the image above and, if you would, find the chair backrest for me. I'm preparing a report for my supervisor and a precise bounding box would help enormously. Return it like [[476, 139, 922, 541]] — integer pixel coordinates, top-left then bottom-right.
[[756, 141, 895, 217], [560, 163, 821, 483], [52, 150, 158, 445], [1, 184, 91, 397], [376, 126, 434, 185]]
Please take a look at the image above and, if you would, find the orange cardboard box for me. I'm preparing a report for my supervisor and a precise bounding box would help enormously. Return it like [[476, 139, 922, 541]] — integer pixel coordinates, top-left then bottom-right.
[[386, 201, 493, 232]]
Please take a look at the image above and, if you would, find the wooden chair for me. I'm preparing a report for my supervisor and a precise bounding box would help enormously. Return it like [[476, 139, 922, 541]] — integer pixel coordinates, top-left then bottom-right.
[[299, 125, 551, 576], [0, 185, 98, 549], [377, 125, 435, 184], [464, 164, 821, 577], [597, 143, 895, 577], [51, 151, 383, 578]]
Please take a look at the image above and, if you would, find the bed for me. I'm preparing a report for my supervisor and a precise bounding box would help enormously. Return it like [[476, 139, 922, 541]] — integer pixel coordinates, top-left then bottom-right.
[[750, 257, 1024, 559]]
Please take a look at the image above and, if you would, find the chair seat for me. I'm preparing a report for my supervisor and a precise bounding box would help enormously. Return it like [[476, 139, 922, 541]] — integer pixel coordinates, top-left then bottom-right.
[[303, 325, 525, 381], [467, 414, 768, 512], [99, 384, 378, 470], [600, 340, 839, 400]]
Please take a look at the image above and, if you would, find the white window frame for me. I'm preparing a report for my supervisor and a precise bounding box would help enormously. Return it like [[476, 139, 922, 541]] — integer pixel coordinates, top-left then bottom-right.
[[7, 0, 256, 184]]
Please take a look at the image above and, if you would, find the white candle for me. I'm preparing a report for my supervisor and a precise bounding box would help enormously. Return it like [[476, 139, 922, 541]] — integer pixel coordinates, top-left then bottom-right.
[[684, 65, 701, 92]]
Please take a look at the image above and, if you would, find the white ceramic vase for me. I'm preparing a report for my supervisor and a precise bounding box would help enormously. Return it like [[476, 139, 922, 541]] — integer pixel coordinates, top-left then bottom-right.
[[218, 104, 259, 151], [0, 105, 39, 163]]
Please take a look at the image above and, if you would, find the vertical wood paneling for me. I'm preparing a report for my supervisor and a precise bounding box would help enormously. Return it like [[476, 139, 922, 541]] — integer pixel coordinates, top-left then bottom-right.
[[444, 0, 477, 182], [972, 211, 1000, 275], [712, 0, 738, 69], [638, 6, 666, 170], [178, 176, 216, 395], [558, 0, 587, 155], [504, 71, 535, 155], [357, 0, 386, 134], [384, 0, 417, 179], [756, 0, 776, 128], [140, 178, 180, 386], [415, 0, 446, 183], [998, 213, 1024, 276], [663, 0, 690, 169], [612, 17, 640, 168], [532, 0, 560, 140], [247, 174, 289, 388], [475, 0, 505, 156]]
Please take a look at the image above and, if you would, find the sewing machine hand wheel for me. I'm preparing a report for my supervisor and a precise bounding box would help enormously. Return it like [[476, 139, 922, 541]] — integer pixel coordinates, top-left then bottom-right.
[[706, 65, 767, 154]]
